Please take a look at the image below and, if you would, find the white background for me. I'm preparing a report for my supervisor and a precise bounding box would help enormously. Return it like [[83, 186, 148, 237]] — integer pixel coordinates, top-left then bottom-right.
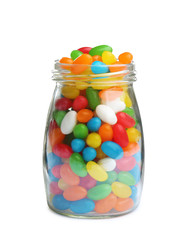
[[0, 0, 180, 239]]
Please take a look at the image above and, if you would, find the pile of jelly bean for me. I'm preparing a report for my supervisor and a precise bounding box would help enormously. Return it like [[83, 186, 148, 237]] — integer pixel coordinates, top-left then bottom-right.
[[46, 45, 142, 216]]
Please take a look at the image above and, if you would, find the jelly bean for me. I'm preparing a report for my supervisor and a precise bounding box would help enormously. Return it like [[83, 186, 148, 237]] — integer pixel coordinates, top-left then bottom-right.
[[102, 98, 126, 113], [72, 96, 88, 111], [91, 61, 109, 74], [71, 50, 83, 60], [116, 156, 136, 171], [58, 178, 70, 190], [48, 169, 59, 182], [73, 124, 88, 139], [82, 147, 97, 161], [49, 193, 54, 203], [122, 107, 135, 117], [130, 185, 138, 202], [60, 164, 80, 185], [70, 199, 95, 214], [116, 112, 135, 128], [123, 142, 140, 157], [76, 81, 89, 90], [77, 109, 93, 123], [63, 133, 74, 146], [98, 123, 113, 142], [51, 165, 61, 178], [99, 87, 123, 101], [118, 52, 133, 64], [129, 164, 140, 184], [52, 143, 73, 158], [120, 91, 132, 107], [49, 128, 65, 148], [50, 182, 63, 195], [61, 111, 77, 135], [49, 120, 58, 134], [92, 55, 102, 62], [55, 98, 72, 111], [63, 186, 87, 201], [86, 161, 108, 181], [118, 172, 136, 186], [61, 86, 80, 99], [109, 62, 127, 73], [79, 174, 96, 190], [69, 153, 87, 177], [112, 182, 132, 198], [86, 133, 102, 148], [127, 128, 141, 142], [112, 123, 129, 148], [97, 158, 116, 172], [53, 110, 66, 127], [87, 117, 101, 132], [95, 193, 117, 214], [114, 198, 134, 212], [96, 104, 117, 125], [87, 184, 111, 200], [86, 87, 100, 110], [133, 151, 141, 162], [103, 171, 118, 184], [101, 141, 123, 160], [71, 54, 93, 74], [77, 47, 92, 54], [89, 45, 113, 56], [52, 195, 70, 210], [96, 146, 106, 159], [102, 51, 116, 65], [71, 139, 85, 153], [47, 152, 63, 169], [59, 57, 73, 70]]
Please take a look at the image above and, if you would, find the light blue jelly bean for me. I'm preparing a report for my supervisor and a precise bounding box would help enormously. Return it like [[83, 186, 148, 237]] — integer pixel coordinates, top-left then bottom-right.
[[71, 139, 85, 153], [129, 164, 141, 184], [87, 117, 101, 132], [52, 195, 70, 210], [130, 186, 138, 203], [82, 147, 97, 162], [133, 151, 141, 162], [70, 199, 95, 214], [48, 170, 59, 182], [47, 152, 63, 169], [91, 61, 109, 74], [101, 141, 124, 160]]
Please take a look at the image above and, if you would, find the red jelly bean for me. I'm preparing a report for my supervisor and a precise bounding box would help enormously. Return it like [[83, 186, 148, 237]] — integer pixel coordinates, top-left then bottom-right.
[[52, 143, 73, 158], [55, 98, 72, 111], [49, 120, 58, 134], [116, 112, 135, 128], [112, 123, 129, 148], [72, 96, 88, 111], [77, 47, 92, 54]]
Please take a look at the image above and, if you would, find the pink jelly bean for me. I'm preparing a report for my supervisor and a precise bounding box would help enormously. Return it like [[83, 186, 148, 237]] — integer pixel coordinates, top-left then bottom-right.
[[116, 156, 136, 171], [80, 174, 97, 190], [77, 47, 92, 54], [50, 182, 63, 195], [53, 143, 73, 158], [60, 164, 80, 186], [51, 165, 62, 178], [55, 98, 72, 111]]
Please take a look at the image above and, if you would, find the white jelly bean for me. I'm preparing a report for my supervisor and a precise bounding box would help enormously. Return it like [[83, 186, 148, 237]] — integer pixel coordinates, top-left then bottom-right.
[[96, 104, 117, 125], [97, 158, 116, 171], [61, 111, 77, 134], [102, 98, 126, 113]]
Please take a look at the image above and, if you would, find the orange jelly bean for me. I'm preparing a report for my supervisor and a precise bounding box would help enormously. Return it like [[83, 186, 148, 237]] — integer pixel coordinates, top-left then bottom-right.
[[99, 87, 123, 101], [59, 57, 73, 70], [49, 128, 65, 148], [63, 186, 87, 201], [109, 61, 127, 73], [95, 193, 117, 213], [114, 198, 134, 212], [98, 123, 113, 142], [71, 54, 93, 74], [118, 52, 133, 64], [77, 109, 94, 123], [92, 55, 102, 62], [123, 142, 140, 157], [60, 164, 80, 185]]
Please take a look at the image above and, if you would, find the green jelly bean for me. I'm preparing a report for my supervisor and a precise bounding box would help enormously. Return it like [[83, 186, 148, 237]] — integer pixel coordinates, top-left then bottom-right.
[[103, 171, 118, 184], [86, 87, 100, 110], [53, 110, 66, 127], [71, 50, 83, 60], [73, 124, 88, 139], [87, 184, 111, 200], [70, 153, 87, 177], [122, 107, 135, 118], [89, 45, 113, 56], [63, 133, 74, 146], [118, 172, 136, 186]]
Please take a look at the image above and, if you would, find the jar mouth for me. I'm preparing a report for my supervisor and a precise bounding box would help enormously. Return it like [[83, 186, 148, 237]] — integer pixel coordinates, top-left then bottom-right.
[[52, 60, 136, 84]]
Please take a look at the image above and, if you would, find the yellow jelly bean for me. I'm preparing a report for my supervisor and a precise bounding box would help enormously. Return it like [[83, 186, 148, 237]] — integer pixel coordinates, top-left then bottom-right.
[[96, 146, 106, 159], [120, 91, 132, 107], [58, 178, 70, 190], [61, 86, 80, 99], [102, 51, 117, 65], [86, 133, 102, 148], [112, 182, 132, 198], [86, 161, 108, 182], [76, 81, 89, 90], [126, 128, 141, 142]]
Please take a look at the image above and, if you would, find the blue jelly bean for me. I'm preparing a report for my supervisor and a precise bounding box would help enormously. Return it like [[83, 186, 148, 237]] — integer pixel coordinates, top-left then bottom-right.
[[133, 151, 141, 162], [101, 141, 124, 159], [87, 117, 101, 132], [71, 139, 85, 153], [47, 152, 63, 169], [91, 61, 109, 74], [130, 186, 138, 202], [48, 170, 59, 182], [70, 199, 95, 214], [82, 147, 97, 162], [52, 195, 70, 210], [129, 164, 141, 184]]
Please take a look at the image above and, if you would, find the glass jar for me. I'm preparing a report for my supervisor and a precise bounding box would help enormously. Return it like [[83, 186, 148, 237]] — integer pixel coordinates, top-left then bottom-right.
[[43, 60, 144, 218]]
